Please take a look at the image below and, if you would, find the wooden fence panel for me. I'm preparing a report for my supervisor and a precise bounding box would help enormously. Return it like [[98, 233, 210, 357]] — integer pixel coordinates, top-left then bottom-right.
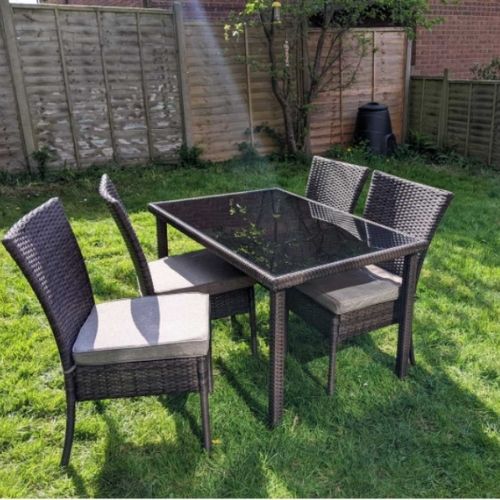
[[0, 3, 408, 172], [247, 28, 285, 156], [0, 4, 181, 171], [446, 82, 470, 153], [101, 10, 150, 161], [408, 78, 423, 139], [13, 7, 76, 166], [417, 78, 441, 141], [307, 31, 343, 153], [139, 13, 182, 159], [338, 31, 375, 147], [373, 30, 406, 142], [468, 84, 495, 159], [0, 18, 25, 172], [184, 22, 251, 161], [57, 9, 113, 164], [186, 26, 407, 161], [409, 75, 500, 167]]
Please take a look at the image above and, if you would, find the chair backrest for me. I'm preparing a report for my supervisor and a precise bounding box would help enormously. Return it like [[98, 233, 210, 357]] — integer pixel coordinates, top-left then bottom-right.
[[306, 156, 370, 213], [363, 170, 454, 277], [2, 198, 95, 371], [99, 174, 154, 296]]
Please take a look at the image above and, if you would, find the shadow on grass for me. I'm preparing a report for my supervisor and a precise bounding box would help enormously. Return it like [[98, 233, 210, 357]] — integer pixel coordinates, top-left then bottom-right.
[[213, 313, 499, 497], [216, 357, 268, 423], [86, 394, 271, 498], [59, 294, 497, 495], [92, 407, 203, 497], [65, 466, 90, 497], [5, 161, 495, 496]]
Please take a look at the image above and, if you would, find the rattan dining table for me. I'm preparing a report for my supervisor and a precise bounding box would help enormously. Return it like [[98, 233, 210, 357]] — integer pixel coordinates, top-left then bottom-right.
[[148, 188, 427, 427]]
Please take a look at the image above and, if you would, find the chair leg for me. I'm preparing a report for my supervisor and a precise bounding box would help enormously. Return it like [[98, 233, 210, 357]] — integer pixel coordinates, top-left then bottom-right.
[[396, 254, 418, 378], [61, 391, 76, 467], [327, 317, 340, 396], [248, 287, 258, 356], [208, 325, 214, 393], [197, 357, 211, 451], [409, 335, 416, 366]]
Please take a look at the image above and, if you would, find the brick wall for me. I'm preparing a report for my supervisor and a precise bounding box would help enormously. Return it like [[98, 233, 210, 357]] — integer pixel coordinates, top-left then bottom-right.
[[413, 0, 500, 79]]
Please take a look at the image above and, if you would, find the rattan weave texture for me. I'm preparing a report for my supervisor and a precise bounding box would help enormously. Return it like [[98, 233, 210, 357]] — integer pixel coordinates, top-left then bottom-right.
[[2, 198, 212, 465], [99, 175, 154, 295], [289, 171, 454, 394], [99, 175, 257, 327], [364, 170, 454, 276], [306, 156, 370, 213], [149, 187, 431, 426], [3, 198, 95, 372]]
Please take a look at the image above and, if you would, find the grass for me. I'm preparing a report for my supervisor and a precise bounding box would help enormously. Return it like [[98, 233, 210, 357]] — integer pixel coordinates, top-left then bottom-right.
[[0, 152, 499, 497]]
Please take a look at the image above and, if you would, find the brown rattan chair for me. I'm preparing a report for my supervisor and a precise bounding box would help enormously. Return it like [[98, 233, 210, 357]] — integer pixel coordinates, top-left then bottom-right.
[[306, 156, 370, 213], [98, 174, 258, 355], [2, 198, 212, 466], [288, 170, 454, 395]]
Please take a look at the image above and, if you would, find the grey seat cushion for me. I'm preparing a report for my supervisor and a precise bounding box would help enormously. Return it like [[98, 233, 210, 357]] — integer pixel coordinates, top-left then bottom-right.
[[298, 265, 402, 315], [73, 293, 209, 366], [149, 249, 255, 296]]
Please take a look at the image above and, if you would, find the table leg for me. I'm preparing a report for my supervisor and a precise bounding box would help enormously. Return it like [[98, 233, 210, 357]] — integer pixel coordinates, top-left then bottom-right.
[[268, 290, 287, 427], [156, 218, 168, 258], [396, 253, 419, 378]]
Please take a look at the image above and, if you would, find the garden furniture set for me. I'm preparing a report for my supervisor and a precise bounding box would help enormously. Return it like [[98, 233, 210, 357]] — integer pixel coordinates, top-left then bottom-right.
[[2, 156, 453, 466]]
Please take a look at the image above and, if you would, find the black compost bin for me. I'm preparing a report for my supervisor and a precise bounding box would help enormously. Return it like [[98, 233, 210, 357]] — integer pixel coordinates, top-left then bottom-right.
[[354, 102, 396, 155]]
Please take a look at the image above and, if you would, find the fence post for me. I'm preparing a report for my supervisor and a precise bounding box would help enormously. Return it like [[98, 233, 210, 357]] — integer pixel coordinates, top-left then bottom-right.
[[173, 2, 193, 149], [437, 68, 449, 148], [54, 8, 82, 168], [0, 0, 36, 171], [488, 83, 498, 165], [418, 78, 426, 134], [465, 82, 473, 156], [402, 35, 412, 142], [136, 11, 155, 161], [96, 9, 118, 163], [244, 24, 255, 147]]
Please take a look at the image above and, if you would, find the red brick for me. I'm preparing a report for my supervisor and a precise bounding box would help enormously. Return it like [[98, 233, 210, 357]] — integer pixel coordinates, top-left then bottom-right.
[[413, 0, 500, 78]]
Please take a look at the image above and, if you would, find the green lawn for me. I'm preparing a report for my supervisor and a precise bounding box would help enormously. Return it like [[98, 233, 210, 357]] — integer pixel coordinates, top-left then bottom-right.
[[0, 154, 498, 497]]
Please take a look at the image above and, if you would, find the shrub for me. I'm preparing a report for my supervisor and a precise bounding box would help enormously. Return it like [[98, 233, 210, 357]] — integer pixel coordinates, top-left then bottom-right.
[[237, 141, 261, 164], [31, 146, 52, 179], [179, 144, 207, 169]]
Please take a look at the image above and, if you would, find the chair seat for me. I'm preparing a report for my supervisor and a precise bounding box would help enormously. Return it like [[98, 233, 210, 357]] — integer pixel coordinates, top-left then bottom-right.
[[149, 249, 255, 296], [297, 265, 402, 315], [73, 294, 210, 366]]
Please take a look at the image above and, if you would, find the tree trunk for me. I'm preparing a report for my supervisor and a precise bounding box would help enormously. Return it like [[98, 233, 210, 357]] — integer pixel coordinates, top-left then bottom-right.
[[300, 105, 312, 155], [283, 104, 298, 155]]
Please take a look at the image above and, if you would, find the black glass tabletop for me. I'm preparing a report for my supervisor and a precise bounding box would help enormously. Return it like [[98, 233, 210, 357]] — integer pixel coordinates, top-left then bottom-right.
[[149, 189, 424, 281]]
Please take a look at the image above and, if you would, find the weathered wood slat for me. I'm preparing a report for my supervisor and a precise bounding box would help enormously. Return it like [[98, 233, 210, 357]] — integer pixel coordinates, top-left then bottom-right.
[[1, 3, 409, 171], [0, 1, 34, 172], [54, 8, 81, 168], [409, 73, 500, 166]]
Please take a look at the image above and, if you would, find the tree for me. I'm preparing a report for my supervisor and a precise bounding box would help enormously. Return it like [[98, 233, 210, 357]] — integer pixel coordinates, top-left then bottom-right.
[[227, 0, 450, 156]]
